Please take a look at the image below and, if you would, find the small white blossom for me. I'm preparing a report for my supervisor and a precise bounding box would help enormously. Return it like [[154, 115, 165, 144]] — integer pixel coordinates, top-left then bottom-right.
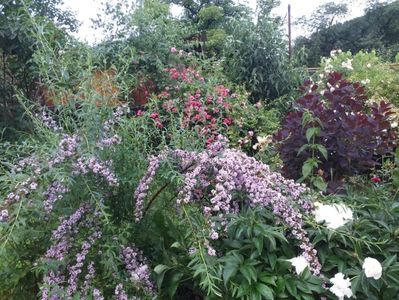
[[341, 59, 354, 71], [314, 203, 353, 229], [329, 273, 352, 300], [362, 257, 382, 280], [361, 79, 370, 85], [288, 256, 309, 275], [366, 63, 372, 68]]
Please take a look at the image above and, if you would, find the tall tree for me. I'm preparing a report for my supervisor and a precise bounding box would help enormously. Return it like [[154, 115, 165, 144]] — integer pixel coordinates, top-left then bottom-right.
[[0, 0, 78, 139]]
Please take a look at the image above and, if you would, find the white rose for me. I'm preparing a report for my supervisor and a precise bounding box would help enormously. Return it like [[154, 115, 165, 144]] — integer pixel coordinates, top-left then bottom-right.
[[362, 257, 382, 280], [329, 273, 353, 300], [287, 256, 309, 275], [314, 203, 353, 229]]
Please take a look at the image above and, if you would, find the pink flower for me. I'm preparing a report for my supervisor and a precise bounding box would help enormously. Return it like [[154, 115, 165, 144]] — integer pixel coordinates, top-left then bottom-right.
[[371, 176, 381, 183], [136, 110, 143, 117], [155, 119, 163, 128], [158, 91, 170, 98], [223, 117, 233, 126], [149, 112, 158, 119], [170, 47, 177, 53]]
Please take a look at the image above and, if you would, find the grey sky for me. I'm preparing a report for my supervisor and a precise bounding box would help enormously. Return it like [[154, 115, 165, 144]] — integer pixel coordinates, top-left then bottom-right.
[[63, 0, 371, 44]]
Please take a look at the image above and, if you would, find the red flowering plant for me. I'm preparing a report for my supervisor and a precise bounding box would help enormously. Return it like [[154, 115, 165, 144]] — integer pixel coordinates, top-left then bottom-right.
[[136, 50, 241, 146], [137, 49, 281, 153]]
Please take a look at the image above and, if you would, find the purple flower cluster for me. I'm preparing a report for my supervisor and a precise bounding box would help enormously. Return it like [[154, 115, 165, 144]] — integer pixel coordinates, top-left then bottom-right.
[[46, 203, 91, 261], [0, 209, 9, 222], [4, 178, 38, 206], [81, 261, 95, 297], [12, 155, 42, 175], [114, 284, 129, 300], [42, 204, 92, 300], [43, 181, 70, 214], [49, 134, 80, 167], [67, 230, 102, 297], [80, 262, 103, 300], [92, 288, 104, 300], [120, 246, 155, 295], [41, 204, 105, 300], [103, 104, 129, 132], [38, 110, 63, 132], [98, 134, 122, 149], [73, 156, 119, 186], [134, 144, 321, 274], [134, 152, 167, 222]]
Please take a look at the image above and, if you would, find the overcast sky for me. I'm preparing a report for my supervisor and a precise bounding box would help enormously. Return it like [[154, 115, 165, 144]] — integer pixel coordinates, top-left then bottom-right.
[[62, 0, 370, 44]]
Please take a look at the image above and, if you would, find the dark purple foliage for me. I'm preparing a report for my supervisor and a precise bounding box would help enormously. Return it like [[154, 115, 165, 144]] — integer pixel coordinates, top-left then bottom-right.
[[275, 72, 397, 190]]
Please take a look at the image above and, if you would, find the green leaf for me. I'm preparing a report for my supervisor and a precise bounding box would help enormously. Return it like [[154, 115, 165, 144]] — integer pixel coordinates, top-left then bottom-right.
[[302, 160, 314, 178], [253, 237, 263, 254], [166, 272, 184, 298], [312, 176, 327, 192], [306, 127, 318, 142], [297, 144, 309, 155], [285, 279, 297, 297], [302, 111, 313, 127], [382, 254, 397, 268], [259, 274, 276, 286], [154, 264, 170, 274], [316, 144, 328, 159], [170, 241, 181, 248], [223, 263, 239, 285], [256, 283, 274, 300], [240, 264, 257, 283]]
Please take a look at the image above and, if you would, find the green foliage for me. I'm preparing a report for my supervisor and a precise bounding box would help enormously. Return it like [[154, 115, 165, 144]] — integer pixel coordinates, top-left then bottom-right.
[[296, 0, 399, 65], [224, 17, 303, 103], [298, 111, 327, 192], [0, 0, 78, 139], [318, 50, 399, 107], [296, 1, 349, 34], [2, 0, 399, 299], [307, 182, 399, 299]]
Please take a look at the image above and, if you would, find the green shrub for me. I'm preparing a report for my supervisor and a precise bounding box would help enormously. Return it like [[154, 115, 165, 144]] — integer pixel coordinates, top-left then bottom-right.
[[319, 50, 399, 107]]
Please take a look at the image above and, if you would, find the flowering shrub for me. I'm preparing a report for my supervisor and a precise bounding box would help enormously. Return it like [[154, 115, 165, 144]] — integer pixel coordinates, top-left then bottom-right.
[[275, 72, 397, 190], [319, 50, 399, 108], [131, 139, 399, 299], [137, 49, 280, 153], [0, 105, 156, 300]]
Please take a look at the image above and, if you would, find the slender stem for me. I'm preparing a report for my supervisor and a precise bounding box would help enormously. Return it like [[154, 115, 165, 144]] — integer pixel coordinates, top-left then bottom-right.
[[142, 182, 170, 218], [1, 199, 24, 249], [141, 162, 196, 219], [84, 179, 109, 224], [182, 205, 220, 297], [305, 217, 388, 248]]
